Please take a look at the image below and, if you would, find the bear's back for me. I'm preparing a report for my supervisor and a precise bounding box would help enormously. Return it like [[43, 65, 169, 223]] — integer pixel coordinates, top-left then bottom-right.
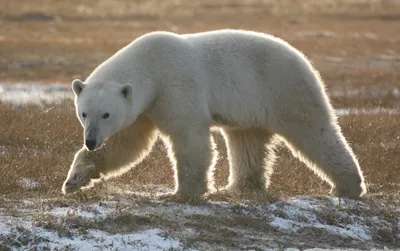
[[182, 30, 310, 85]]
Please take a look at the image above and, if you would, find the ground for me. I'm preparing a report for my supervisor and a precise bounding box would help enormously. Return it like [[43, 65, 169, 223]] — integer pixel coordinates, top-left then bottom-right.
[[0, 0, 399, 250], [0, 188, 399, 250]]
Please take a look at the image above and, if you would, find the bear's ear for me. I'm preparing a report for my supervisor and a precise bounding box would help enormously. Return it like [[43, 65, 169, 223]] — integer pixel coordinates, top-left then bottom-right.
[[120, 83, 132, 100], [72, 79, 85, 96]]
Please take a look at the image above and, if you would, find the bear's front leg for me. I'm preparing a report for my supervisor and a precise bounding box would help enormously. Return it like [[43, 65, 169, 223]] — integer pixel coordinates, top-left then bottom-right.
[[62, 147, 104, 194], [62, 115, 157, 194], [164, 127, 215, 202]]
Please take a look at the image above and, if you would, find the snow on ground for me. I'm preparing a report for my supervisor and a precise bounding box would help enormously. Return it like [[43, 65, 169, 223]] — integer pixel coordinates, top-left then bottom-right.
[[18, 178, 40, 189], [0, 82, 72, 105], [0, 219, 182, 250], [0, 192, 398, 250], [267, 198, 372, 241], [335, 107, 399, 116]]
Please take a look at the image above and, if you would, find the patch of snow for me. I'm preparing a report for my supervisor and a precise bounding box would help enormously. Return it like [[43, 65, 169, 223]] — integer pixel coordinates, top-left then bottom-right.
[[344, 224, 372, 241], [336, 108, 399, 116], [304, 249, 380, 251], [28, 227, 181, 251], [347, 32, 378, 39], [393, 87, 400, 98], [89, 229, 182, 250], [0, 83, 72, 105], [331, 87, 400, 100], [0, 220, 11, 235], [267, 197, 373, 241], [377, 55, 400, 61], [172, 204, 215, 216], [296, 31, 336, 38], [398, 217, 400, 239], [269, 217, 298, 231], [48, 204, 112, 219], [0, 145, 7, 155], [295, 31, 378, 40], [132, 200, 216, 219], [0, 213, 184, 251], [18, 178, 40, 189], [325, 56, 345, 63]]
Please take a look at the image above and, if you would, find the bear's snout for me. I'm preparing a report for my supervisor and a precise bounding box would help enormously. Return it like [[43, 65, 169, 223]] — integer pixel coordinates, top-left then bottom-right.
[[85, 139, 97, 151]]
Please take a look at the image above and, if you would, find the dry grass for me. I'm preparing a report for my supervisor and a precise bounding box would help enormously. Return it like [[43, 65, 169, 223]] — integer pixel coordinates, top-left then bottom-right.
[[2, 0, 399, 19], [0, 102, 399, 200], [0, 102, 79, 196]]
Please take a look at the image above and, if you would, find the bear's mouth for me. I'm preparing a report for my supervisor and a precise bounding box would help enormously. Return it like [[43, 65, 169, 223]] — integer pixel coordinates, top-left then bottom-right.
[[85, 141, 102, 151]]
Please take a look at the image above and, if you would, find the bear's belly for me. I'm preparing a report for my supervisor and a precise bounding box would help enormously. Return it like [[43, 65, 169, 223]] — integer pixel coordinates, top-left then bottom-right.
[[211, 112, 237, 127]]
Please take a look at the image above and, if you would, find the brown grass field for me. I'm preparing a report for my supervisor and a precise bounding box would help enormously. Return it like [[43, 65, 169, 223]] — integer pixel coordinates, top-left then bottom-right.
[[0, 0, 400, 250]]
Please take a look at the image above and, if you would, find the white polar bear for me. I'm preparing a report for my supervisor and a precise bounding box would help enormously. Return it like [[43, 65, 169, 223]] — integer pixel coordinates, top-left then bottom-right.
[[62, 29, 367, 201]]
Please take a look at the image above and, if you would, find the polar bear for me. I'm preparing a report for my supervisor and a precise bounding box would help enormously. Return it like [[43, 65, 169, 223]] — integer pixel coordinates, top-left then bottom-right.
[[62, 29, 367, 201]]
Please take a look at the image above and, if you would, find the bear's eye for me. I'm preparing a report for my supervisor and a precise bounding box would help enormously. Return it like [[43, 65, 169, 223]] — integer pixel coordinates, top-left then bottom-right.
[[82, 112, 87, 118], [102, 113, 110, 119]]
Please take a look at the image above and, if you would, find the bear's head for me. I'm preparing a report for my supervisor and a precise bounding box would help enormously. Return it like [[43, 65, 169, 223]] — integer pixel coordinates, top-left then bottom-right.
[[72, 79, 133, 151]]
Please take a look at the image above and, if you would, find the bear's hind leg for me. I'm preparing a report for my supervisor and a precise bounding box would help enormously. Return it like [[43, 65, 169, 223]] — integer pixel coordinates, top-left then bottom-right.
[[222, 128, 276, 196], [165, 126, 217, 202], [279, 120, 367, 199]]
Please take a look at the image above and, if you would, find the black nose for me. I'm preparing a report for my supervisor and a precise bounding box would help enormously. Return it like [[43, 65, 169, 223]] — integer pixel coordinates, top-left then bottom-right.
[[85, 140, 97, 150]]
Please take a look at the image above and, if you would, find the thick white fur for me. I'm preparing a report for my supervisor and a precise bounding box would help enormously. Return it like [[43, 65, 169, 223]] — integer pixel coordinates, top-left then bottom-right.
[[63, 29, 367, 200]]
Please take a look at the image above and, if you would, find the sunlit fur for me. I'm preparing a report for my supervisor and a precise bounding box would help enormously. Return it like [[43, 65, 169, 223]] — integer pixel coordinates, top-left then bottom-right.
[[63, 29, 367, 200]]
